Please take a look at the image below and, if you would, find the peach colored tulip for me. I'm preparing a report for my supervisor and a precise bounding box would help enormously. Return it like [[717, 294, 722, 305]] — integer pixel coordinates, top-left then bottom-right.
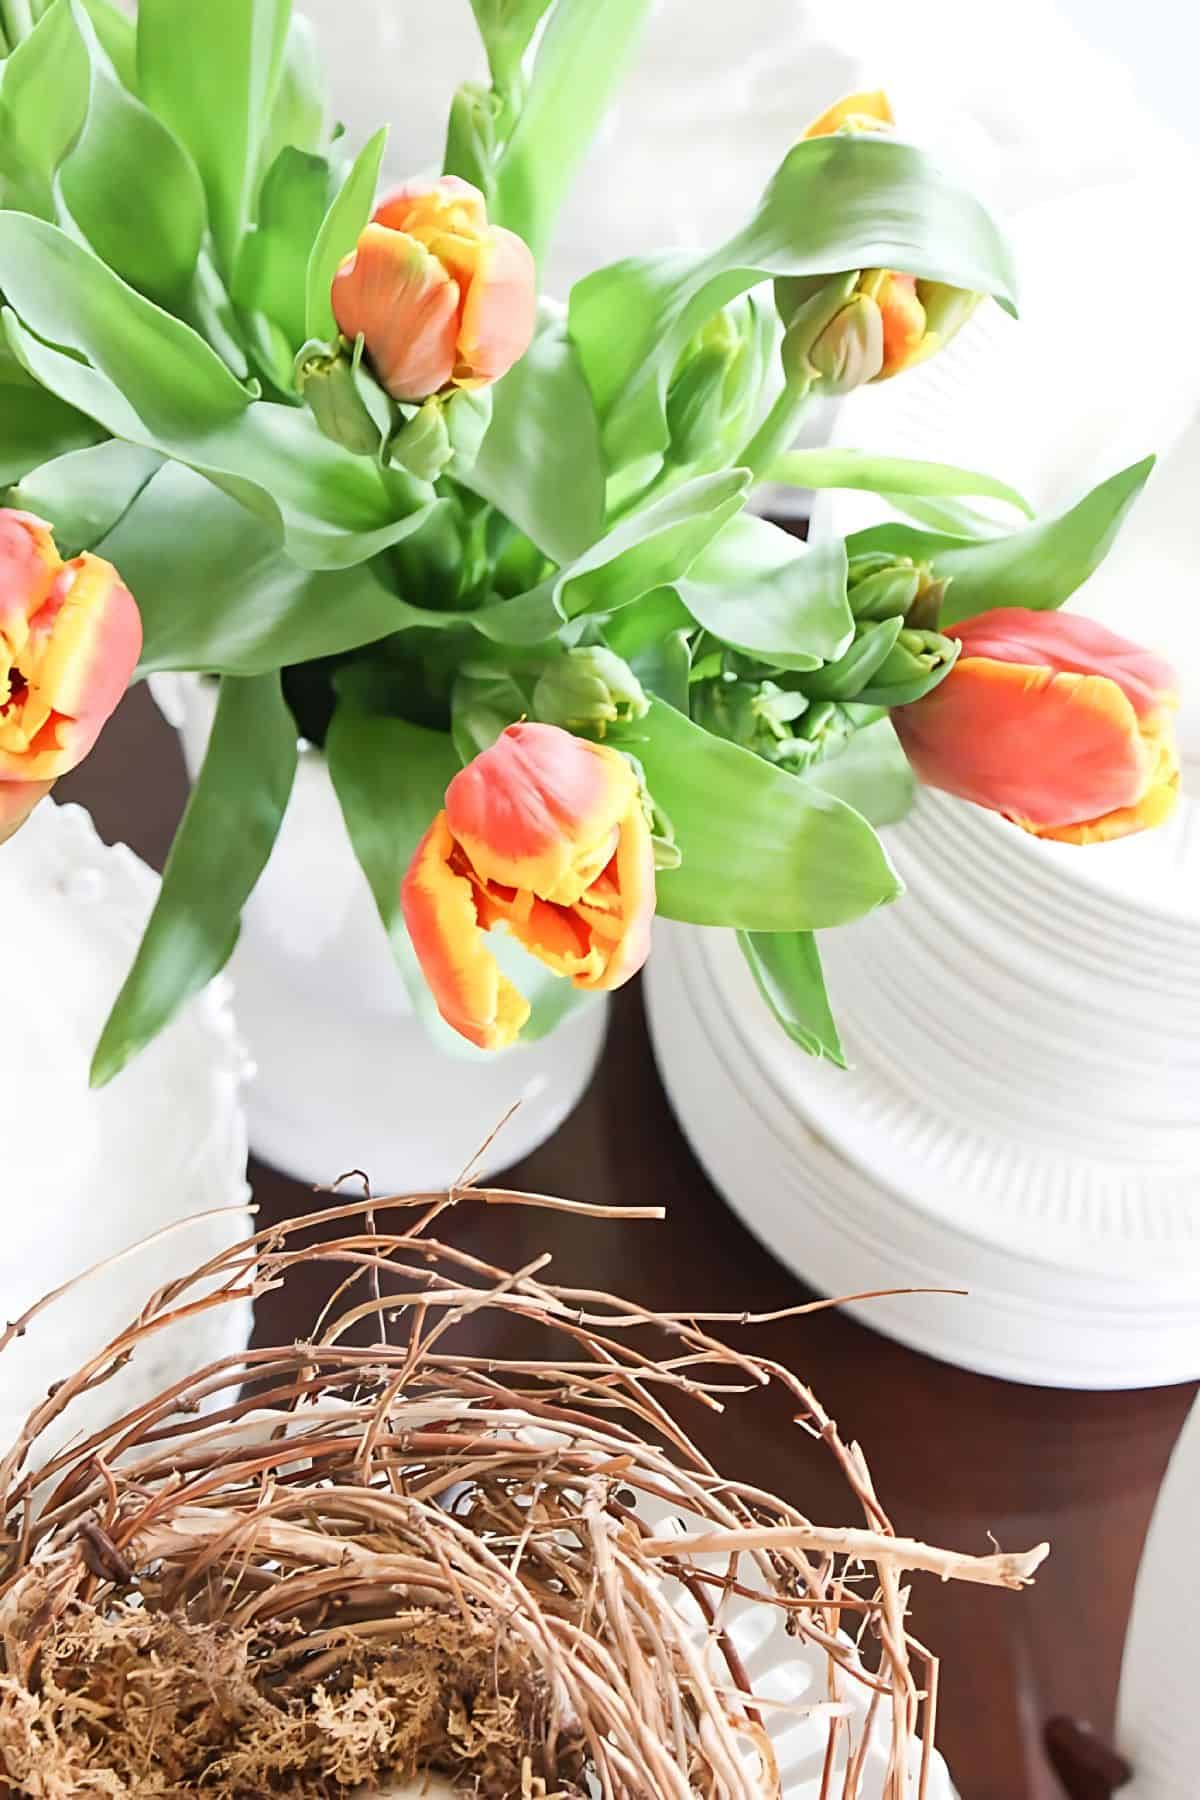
[[331, 175, 536, 403], [893, 608, 1180, 844], [402, 722, 656, 1050], [799, 93, 980, 381], [0, 510, 142, 841]]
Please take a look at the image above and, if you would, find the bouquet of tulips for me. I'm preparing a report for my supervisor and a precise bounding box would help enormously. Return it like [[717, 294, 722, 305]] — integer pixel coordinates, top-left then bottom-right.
[[0, 0, 1180, 1077]]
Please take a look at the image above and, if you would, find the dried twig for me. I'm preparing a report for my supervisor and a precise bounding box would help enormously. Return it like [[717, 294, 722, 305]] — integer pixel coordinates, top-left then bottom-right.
[[0, 1189, 1045, 1799]]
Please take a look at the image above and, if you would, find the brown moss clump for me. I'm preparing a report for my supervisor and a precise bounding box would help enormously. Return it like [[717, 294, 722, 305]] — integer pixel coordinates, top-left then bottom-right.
[[0, 1578, 579, 1797], [0, 1185, 1047, 1798]]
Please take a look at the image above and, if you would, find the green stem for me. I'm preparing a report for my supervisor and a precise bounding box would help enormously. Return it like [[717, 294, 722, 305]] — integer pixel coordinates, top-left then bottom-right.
[[737, 381, 814, 484]]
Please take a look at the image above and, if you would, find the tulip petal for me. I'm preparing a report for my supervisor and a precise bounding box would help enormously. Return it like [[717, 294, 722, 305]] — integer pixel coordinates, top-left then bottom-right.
[[402, 812, 532, 1051], [896, 657, 1155, 832], [802, 90, 894, 141], [0, 776, 54, 845], [0, 510, 59, 652], [951, 607, 1177, 720], [331, 223, 460, 402], [894, 607, 1182, 843], [445, 722, 638, 901], [455, 225, 537, 386], [591, 802, 656, 990], [373, 175, 489, 241], [0, 550, 141, 783], [868, 272, 927, 378]]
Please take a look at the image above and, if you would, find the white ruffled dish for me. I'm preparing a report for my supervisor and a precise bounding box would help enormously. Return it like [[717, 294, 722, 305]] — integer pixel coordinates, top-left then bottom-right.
[[0, 800, 253, 1458]]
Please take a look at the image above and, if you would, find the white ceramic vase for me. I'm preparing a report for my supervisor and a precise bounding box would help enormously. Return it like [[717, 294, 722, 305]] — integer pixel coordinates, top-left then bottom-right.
[[0, 799, 253, 1462], [151, 674, 609, 1193]]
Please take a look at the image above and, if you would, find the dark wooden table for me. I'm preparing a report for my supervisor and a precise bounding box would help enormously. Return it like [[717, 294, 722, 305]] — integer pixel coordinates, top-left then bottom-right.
[[62, 683, 1195, 1800]]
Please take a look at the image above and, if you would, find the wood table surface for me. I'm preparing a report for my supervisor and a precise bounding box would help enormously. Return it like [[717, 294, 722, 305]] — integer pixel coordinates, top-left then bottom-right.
[[61, 681, 1196, 1800]]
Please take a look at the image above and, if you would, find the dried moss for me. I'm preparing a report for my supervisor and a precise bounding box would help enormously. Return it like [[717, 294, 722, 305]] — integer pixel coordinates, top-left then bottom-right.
[[0, 1575, 584, 1798]]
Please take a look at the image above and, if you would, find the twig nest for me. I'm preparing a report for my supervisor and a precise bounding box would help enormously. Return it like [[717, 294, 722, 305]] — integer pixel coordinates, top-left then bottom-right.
[[0, 1188, 1046, 1797]]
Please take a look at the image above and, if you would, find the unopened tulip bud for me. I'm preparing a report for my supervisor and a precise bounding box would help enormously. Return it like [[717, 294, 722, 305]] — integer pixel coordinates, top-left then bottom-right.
[[296, 339, 390, 456], [389, 397, 453, 481], [666, 300, 764, 465], [804, 293, 885, 394], [856, 626, 959, 706], [847, 553, 947, 627], [778, 93, 982, 389], [533, 647, 648, 737]]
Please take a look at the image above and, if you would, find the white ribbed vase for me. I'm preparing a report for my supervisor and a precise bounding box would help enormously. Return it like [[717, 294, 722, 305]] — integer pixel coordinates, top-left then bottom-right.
[[151, 674, 608, 1193]]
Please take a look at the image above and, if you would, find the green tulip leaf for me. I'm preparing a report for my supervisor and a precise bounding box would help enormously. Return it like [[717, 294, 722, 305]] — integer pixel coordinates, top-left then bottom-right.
[[571, 132, 1016, 472], [10, 439, 161, 555], [847, 456, 1155, 626], [491, 0, 654, 268], [451, 669, 528, 763], [0, 345, 106, 484], [476, 469, 749, 645], [234, 145, 334, 347], [79, 0, 137, 92], [611, 697, 901, 931], [0, 212, 437, 569], [0, 0, 89, 216], [91, 670, 298, 1086], [468, 306, 606, 564], [737, 929, 847, 1068], [137, 0, 291, 276], [676, 515, 851, 670], [94, 461, 427, 676], [768, 448, 1033, 518], [305, 125, 387, 342], [801, 717, 915, 828], [257, 12, 326, 181], [58, 0, 207, 304]]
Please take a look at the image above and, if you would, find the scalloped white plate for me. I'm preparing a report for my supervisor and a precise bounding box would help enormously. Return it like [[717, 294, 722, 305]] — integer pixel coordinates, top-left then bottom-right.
[[0, 800, 253, 1460]]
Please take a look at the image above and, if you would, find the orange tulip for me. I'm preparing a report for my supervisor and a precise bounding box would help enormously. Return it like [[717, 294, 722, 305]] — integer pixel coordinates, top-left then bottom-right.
[[402, 722, 656, 1050], [802, 90, 894, 140], [330, 175, 536, 403], [0, 510, 141, 842], [893, 608, 1180, 844], [796, 92, 980, 381]]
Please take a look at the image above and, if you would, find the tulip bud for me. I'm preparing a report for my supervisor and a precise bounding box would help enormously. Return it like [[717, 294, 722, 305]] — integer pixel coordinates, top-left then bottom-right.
[[894, 607, 1181, 844], [804, 293, 885, 394], [854, 626, 959, 707], [665, 298, 769, 465], [402, 722, 656, 1050], [331, 176, 536, 403], [443, 82, 501, 197], [533, 647, 649, 737], [295, 338, 391, 456], [388, 397, 453, 481], [692, 662, 844, 769], [847, 553, 947, 627], [776, 93, 982, 390], [0, 510, 141, 837]]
